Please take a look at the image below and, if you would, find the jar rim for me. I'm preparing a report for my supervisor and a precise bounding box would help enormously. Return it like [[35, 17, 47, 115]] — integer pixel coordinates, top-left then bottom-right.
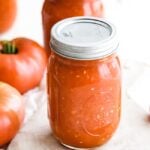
[[50, 17, 119, 60]]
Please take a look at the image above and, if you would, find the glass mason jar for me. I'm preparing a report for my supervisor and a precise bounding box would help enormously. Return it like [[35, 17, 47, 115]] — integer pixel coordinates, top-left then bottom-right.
[[47, 17, 121, 149], [42, 0, 104, 56]]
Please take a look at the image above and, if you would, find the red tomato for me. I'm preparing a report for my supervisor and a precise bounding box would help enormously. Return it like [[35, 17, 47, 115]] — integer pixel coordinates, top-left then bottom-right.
[[0, 38, 48, 93], [0, 0, 17, 33], [0, 82, 24, 146]]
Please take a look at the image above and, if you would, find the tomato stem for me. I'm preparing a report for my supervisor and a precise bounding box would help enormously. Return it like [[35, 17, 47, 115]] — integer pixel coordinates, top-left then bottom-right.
[[0, 41, 18, 54]]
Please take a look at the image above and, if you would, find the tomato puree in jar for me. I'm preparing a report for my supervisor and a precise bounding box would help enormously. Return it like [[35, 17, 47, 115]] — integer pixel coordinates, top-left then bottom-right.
[[42, 0, 104, 56], [48, 17, 121, 149]]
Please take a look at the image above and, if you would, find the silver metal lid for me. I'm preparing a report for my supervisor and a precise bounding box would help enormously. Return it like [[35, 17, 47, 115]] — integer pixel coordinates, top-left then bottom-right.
[[50, 17, 118, 60]]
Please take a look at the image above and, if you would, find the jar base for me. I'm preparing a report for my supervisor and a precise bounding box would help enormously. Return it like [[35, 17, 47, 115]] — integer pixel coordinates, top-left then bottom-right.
[[61, 143, 92, 150]]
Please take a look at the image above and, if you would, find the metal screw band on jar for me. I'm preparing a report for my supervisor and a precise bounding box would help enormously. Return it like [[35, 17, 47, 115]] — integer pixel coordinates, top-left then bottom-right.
[[50, 17, 119, 60]]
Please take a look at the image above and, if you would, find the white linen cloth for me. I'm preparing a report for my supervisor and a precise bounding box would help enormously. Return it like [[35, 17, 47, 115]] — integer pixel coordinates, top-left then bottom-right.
[[7, 60, 150, 150]]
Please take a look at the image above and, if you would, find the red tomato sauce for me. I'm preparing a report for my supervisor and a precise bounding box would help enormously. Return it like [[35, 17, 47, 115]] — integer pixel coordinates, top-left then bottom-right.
[[42, 0, 104, 56], [48, 53, 121, 148]]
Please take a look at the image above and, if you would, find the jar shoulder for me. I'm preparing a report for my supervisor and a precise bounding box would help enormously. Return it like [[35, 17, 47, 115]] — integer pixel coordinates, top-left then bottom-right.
[[49, 54, 121, 81], [42, 0, 104, 17]]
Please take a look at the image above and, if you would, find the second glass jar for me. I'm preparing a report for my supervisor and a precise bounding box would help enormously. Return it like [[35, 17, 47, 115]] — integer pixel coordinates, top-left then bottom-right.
[[42, 0, 104, 56]]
